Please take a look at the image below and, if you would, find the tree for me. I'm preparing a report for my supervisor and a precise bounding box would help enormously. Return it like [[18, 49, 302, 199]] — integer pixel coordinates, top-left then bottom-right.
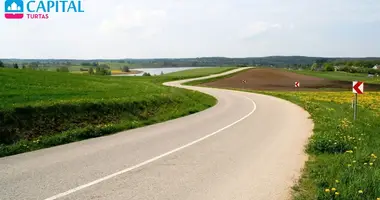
[[121, 66, 130, 72], [56, 66, 69, 72], [89, 68, 94, 75], [98, 64, 110, 69], [142, 72, 151, 76], [81, 62, 92, 66], [323, 63, 335, 71], [22, 64, 27, 69], [95, 67, 111, 75], [0, 60, 4, 68], [13, 63, 19, 69], [29, 62, 39, 69], [311, 63, 318, 71]]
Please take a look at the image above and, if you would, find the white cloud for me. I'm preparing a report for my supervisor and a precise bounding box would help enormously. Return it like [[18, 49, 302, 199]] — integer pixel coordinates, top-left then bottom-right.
[[99, 7, 167, 39], [239, 22, 282, 39], [0, 0, 379, 58]]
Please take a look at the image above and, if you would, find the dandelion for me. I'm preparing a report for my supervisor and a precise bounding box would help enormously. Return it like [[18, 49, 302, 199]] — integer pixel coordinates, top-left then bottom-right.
[[353, 160, 357, 163], [335, 192, 339, 196], [371, 154, 377, 159], [358, 190, 363, 194], [335, 180, 340, 183], [370, 163, 374, 166], [348, 164, 352, 167], [364, 163, 368, 165], [325, 189, 330, 193], [346, 150, 354, 153], [331, 188, 336, 192]]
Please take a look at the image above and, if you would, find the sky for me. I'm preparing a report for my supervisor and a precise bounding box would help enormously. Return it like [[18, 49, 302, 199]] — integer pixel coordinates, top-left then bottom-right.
[[1, 0, 380, 59]]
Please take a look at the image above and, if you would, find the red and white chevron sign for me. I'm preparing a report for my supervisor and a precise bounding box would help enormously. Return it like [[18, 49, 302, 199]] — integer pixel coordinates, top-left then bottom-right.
[[353, 81, 364, 94], [295, 81, 300, 88]]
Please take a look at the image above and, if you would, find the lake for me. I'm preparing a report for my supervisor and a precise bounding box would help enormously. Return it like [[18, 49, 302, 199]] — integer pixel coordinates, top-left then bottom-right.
[[112, 67, 198, 76]]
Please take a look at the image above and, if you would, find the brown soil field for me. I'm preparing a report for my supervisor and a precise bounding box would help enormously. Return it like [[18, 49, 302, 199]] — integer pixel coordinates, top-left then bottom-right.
[[201, 68, 380, 91]]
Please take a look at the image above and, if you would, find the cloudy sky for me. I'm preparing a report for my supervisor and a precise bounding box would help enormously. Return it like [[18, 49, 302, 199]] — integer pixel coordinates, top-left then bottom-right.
[[1, 0, 380, 59]]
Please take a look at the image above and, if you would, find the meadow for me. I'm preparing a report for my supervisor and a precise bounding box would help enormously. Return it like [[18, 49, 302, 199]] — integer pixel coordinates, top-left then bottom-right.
[[258, 91, 380, 200], [0, 67, 234, 157]]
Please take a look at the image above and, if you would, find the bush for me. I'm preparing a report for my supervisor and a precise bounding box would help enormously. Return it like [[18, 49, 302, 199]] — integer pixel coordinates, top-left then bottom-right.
[[142, 72, 151, 76], [94, 67, 111, 75], [324, 65, 335, 71], [80, 68, 89, 71], [56, 66, 70, 72], [122, 66, 130, 72]]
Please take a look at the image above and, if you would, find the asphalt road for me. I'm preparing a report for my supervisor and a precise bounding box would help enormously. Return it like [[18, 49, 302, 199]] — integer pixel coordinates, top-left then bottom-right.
[[0, 68, 313, 200]]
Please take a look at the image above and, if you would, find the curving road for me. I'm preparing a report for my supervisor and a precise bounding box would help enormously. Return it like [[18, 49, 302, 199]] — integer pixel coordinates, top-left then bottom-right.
[[0, 68, 313, 200]]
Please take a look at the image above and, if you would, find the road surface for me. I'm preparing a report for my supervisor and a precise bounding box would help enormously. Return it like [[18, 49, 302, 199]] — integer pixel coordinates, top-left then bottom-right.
[[0, 68, 313, 200]]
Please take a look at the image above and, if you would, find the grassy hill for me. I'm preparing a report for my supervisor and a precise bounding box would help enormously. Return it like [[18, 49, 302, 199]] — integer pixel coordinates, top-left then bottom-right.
[[0, 67, 233, 157]]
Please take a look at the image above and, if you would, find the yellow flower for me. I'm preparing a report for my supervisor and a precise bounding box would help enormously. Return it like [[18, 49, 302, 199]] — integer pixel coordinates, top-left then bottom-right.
[[371, 154, 377, 158], [364, 163, 368, 165], [346, 150, 354, 153], [370, 163, 374, 166], [377, 198, 380, 200], [325, 189, 330, 193], [335, 192, 339, 196], [335, 180, 340, 183], [331, 188, 336, 192], [353, 160, 357, 163], [358, 190, 363, 194], [348, 164, 352, 167]]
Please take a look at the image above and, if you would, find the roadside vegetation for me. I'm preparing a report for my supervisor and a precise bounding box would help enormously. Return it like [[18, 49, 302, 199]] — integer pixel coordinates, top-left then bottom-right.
[[0, 67, 234, 157], [257, 91, 380, 200], [188, 68, 380, 200]]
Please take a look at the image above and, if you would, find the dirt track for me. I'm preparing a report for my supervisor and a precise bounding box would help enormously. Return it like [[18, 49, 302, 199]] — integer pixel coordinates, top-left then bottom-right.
[[201, 68, 380, 91]]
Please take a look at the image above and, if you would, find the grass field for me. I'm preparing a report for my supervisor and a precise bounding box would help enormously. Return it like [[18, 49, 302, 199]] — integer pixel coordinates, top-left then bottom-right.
[[163, 67, 237, 77], [0, 67, 235, 157], [184, 67, 252, 86], [187, 68, 380, 200], [289, 69, 380, 84]]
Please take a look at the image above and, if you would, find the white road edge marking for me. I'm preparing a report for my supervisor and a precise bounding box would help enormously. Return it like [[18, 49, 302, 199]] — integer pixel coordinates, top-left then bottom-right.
[[44, 96, 257, 200]]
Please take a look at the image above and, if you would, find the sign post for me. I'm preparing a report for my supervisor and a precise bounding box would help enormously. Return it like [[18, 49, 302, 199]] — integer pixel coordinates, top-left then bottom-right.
[[352, 81, 364, 120], [295, 81, 300, 91]]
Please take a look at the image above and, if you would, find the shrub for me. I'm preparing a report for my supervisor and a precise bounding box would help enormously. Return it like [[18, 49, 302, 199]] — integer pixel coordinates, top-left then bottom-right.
[[56, 66, 70, 72]]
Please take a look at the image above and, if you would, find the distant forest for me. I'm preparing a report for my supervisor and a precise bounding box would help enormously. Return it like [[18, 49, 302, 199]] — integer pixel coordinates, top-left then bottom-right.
[[1, 56, 380, 68]]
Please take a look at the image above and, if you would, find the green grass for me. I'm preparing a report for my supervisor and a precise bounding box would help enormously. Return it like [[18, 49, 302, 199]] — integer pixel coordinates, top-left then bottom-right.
[[163, 67, 237, 77], [288, 69, 380, 84], [255, 91, 380, 200], [183, 67, 252, 86], [0, 67, 236, 157]]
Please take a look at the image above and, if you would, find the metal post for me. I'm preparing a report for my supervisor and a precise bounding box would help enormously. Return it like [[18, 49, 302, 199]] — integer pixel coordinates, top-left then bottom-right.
[[354, 93, 358, 120]]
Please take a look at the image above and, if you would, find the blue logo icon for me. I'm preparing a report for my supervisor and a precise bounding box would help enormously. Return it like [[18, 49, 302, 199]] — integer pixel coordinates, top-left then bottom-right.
[[4, 0, 24, 19]]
